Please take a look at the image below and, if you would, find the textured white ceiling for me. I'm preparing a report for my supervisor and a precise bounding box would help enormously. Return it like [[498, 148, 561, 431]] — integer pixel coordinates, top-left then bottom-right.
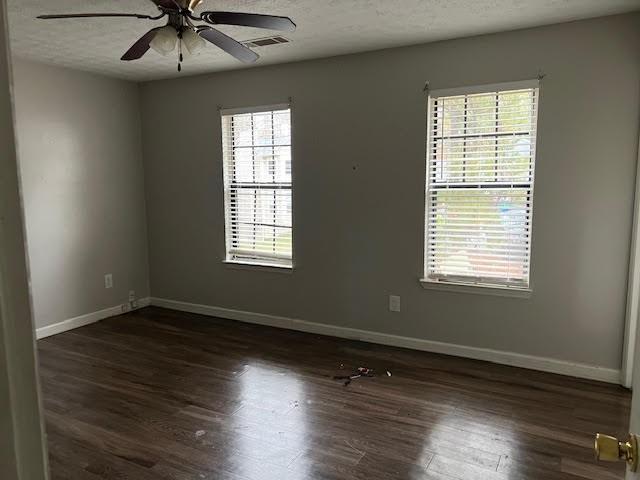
[[7, 0, 640, 81]]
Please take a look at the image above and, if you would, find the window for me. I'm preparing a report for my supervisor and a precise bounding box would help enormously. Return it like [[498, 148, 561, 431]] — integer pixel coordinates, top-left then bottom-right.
[[423, 81, 539, 290], [221, 104, 293, 268]]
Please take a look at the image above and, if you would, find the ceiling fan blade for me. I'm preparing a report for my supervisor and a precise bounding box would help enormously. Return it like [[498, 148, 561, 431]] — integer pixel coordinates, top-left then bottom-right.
[[198, 27, 259, 64], [150, 0, 202, 11], [200, 12, 296, 32], [37, 13, 158, 20], [121, 27, 161, 61], [149, 0, 179, 9]]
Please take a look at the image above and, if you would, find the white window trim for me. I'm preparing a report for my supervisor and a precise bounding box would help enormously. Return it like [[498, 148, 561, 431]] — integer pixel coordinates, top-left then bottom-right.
[[220, 102, 291, 116], [220, 102, 295, 269], [420, 278, 532, 298], [422, 79, 541, 295], [429, 79, 540, 99], [223, 259, 294, 274]]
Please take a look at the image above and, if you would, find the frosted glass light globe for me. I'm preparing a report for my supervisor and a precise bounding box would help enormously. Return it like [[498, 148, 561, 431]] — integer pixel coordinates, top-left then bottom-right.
[[182, 28, 206, 56], [150, 25, 177, 56]]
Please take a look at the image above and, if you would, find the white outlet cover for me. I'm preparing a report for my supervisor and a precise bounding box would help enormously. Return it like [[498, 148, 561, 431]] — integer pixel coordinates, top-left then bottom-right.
[[104, 274, 113, 289], [389, 295, 401, 312]]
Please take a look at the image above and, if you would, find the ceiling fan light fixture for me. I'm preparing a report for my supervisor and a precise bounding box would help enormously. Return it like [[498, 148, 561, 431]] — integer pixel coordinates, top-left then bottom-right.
[[36, 5, 296, 65], [149, 25, 177, 56], [182, 28, 206, 56]]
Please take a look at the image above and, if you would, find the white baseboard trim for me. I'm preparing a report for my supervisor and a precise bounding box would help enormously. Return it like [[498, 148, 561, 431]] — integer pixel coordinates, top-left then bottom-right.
[[36, 297, 151, 340], [150, 297, 621, 384]]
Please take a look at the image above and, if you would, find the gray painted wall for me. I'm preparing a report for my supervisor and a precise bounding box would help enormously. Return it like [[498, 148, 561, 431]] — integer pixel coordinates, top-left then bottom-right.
[[140, 13, 640, 371], [0, 0, 47, 477], [12, 59, 150, 329]]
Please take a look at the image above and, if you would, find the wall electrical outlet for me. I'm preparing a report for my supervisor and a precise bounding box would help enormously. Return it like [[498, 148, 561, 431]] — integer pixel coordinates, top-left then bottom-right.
[[129, 290, 138, 309], [104, 273, 113, 289], [389, 295, 401, 312]]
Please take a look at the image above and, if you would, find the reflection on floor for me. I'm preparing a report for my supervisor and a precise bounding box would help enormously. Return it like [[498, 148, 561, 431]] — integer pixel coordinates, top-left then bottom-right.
[[39, 306, 630, 480]]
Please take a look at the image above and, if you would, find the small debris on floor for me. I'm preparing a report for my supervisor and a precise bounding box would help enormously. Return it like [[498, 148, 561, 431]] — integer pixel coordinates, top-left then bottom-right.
[[387, 371, 392, 377], [344, 439, 365, 456], [195, 430, 205, 438], [333, 366, 376, 386]]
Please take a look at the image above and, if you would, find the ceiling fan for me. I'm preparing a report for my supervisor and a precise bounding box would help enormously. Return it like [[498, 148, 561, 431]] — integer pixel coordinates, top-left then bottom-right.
[[37, 0, 296, 71]]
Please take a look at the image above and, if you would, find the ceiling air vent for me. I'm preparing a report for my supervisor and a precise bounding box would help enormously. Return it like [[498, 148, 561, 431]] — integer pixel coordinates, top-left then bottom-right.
[[242, 36, 290, 48]]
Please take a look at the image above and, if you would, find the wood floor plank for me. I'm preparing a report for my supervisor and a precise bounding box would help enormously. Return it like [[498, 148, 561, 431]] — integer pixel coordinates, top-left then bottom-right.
[[561, 458, 624, 480], [39, 306, 630, 480]]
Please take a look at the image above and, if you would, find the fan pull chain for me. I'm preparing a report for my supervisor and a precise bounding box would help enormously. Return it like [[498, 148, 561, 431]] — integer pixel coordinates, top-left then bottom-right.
[[177, 31, 183, 72]]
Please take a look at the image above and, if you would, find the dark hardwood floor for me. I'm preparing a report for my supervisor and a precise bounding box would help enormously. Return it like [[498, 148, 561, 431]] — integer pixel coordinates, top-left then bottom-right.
[[38, 306, 630, 480]]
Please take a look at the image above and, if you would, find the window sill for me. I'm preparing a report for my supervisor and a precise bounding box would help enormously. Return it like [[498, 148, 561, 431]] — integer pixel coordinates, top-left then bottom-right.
[[419, 279, 531, 298], [223, 260, 293, 274]]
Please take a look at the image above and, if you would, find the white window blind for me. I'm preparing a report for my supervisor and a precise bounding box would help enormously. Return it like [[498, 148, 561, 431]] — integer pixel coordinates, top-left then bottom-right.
[[424, 83, 539, 289], [221, 106, 293, 267]]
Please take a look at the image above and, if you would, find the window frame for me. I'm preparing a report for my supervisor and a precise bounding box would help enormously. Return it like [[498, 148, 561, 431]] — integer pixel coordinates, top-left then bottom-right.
[[421, 79, 541, 296], [220, 102, 295, 270]]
